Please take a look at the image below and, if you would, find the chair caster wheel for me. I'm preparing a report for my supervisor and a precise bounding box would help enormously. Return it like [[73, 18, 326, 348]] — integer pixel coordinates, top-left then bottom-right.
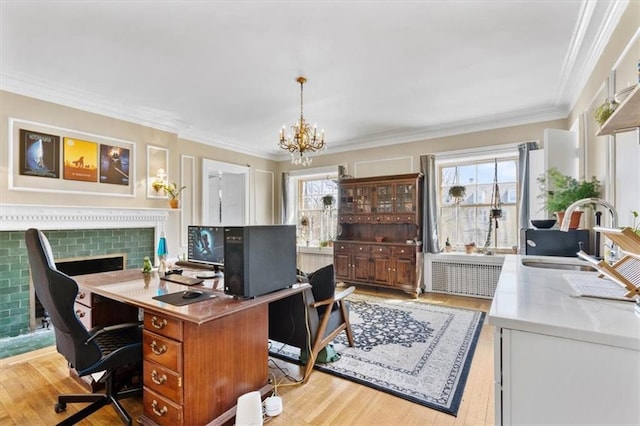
[[54, 402, 66, 413]]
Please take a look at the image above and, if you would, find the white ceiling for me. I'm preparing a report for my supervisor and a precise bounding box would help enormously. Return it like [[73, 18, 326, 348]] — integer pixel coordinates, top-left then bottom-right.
[[0, 1, 627, 161]]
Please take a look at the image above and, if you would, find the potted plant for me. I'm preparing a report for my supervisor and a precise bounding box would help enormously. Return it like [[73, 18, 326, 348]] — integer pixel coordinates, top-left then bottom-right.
[[448, 185, 466, 203], [464, 241, 476, 254], [594, 99, 616, 127], [163, 182, 186, 208], [321, 194, 334, 212], [537, 168, 601, 228], [444, 237, 452, 252]]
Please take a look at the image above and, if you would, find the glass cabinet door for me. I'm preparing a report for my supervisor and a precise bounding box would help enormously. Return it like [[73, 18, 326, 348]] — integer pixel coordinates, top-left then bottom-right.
[[339, 185, 355, 213], [376, 184, 393, 213], [355, 186, 374, 213], [394, 183, 415, 212]]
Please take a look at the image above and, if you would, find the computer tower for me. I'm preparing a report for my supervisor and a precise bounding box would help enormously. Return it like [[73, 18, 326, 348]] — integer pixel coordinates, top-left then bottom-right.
[[224, 225, 297, 298]]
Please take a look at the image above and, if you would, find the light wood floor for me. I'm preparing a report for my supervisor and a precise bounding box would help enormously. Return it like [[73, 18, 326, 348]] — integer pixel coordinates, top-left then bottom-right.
[[0, 289, 494, 425]]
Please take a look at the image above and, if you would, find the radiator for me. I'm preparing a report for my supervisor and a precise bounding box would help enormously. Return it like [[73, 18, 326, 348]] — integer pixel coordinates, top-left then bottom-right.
[[426, 254, 504, 299]]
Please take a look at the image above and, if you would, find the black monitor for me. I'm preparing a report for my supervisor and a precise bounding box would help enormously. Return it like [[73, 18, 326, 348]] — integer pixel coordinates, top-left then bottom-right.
[[188, 226, 224, 267]]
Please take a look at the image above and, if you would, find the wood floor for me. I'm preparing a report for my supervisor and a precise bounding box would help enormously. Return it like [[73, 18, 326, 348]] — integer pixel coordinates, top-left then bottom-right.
[[0, 289, 494, 425]]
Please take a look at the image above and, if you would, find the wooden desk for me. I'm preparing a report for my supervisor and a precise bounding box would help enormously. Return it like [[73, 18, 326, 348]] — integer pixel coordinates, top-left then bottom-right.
[[74, 269, 308, 426]]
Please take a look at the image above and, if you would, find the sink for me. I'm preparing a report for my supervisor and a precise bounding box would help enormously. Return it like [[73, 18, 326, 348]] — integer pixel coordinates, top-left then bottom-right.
[[521, 258, 597, 272]]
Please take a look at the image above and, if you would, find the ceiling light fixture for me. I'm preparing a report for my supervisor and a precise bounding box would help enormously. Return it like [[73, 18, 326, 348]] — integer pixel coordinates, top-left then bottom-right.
[[279, 76, 325, 166]]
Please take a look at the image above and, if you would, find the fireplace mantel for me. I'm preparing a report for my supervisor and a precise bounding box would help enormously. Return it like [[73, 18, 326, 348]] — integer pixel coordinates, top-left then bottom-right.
[[0, 204, 168, 232]]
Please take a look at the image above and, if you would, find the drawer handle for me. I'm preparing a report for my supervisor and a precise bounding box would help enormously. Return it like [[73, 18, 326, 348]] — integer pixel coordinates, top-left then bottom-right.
[[151, 400, 168, 417], [77, 292, 86, 300], [75, 310, 85, 318], [150, 341, 167, 355], [150, 316, 167, 329], [151, 370, 167, 385]]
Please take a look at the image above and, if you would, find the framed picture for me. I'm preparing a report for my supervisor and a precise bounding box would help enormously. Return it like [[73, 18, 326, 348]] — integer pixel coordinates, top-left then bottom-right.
[[63, 137, 98, 182], [19, 129, 60, 178], [100, 144, 130, 185], [8, 118, 135, 197], [147, 145, 169, 198]]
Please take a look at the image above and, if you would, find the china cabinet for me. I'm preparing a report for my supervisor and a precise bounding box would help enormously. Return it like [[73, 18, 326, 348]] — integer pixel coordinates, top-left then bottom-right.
[[334, 173, 423, 295]]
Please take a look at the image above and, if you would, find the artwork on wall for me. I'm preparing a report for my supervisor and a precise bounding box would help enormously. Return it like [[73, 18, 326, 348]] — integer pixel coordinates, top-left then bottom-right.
[[8, 118, 136, 197], [100, 144, 130, 185], [19, 129, 60, 179], [63, 137, 98, 182]]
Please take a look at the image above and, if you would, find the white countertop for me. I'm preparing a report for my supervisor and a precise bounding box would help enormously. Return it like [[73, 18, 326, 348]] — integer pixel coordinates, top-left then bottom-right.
[[488, 255, 640, 351]]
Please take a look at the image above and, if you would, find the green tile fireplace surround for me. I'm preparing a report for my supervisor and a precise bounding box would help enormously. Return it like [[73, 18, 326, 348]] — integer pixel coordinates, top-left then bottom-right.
[[0, 228, 154, 338]]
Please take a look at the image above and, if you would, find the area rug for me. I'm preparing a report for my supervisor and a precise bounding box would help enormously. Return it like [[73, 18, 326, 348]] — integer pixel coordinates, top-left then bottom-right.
[[269, 293, 485, 416]]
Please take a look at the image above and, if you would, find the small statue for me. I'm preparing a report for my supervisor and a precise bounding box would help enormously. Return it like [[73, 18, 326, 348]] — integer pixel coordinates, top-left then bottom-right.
[[142, 256, 152, 274]]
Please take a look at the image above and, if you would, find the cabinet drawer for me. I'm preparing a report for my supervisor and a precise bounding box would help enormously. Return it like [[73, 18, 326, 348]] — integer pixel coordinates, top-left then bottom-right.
[[144, 360, 183, 404], [143, 386, 183, 426], [73, 302, 92, 330], [144, 311, 183, 340], [392, 246, 414, 257], [143, 330, 182, 372], [394, 214, 416, 223], [370, 245, 391, 255], [75, 289, 92, 306], [355, 214, 374, 223], [353, 244, 370, 253], [334, 243, 353, 253]]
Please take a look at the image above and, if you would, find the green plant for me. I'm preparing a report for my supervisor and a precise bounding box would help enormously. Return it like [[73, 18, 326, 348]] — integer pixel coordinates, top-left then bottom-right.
[[594, 99, 615, 126], [163, 182, 186, 200], [448, 185, 466, 202], [537, 168, 601, 213], [631, 210, 640, 236], [321, 194, 334, 212]]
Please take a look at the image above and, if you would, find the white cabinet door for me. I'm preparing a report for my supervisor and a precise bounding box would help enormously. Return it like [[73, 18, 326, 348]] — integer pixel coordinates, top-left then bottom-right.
[[498, 328, 640, 425]]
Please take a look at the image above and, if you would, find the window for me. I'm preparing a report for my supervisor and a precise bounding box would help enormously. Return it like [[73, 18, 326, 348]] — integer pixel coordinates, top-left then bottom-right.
[[439, 157, 518, 251], [295, 175, 338, 247]]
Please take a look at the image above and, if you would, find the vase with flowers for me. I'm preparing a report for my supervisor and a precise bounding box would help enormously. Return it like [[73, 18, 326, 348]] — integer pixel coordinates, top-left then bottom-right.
[[163, 182, 186, 208]]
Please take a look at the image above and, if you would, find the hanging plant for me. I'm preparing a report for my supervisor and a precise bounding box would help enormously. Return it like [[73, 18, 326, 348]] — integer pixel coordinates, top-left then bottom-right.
[[321, 194, 334, 212], [594, 99, 616, 126], [448, 185, 466, 203]]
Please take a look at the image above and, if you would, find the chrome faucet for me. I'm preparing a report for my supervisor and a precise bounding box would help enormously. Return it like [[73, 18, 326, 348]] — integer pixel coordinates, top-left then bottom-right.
[[560, 197, 619, 262], [559, 197, 618, 231]]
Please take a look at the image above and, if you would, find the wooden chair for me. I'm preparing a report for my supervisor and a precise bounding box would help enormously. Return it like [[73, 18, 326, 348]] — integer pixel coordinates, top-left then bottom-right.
[[25, 228, 142, 425], [269, 264, 355, 383]]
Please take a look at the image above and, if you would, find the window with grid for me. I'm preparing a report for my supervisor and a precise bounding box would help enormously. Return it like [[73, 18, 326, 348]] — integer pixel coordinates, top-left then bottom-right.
[[439, 158, 519, 251], [297, 177, 338, 247]]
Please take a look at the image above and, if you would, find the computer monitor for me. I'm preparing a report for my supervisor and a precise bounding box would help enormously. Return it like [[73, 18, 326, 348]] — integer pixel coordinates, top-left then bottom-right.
[[187, 226, 224, 267]]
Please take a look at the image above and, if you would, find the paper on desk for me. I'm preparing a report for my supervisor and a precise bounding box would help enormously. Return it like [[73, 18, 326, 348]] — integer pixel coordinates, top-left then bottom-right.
[[563, 274, 635, 302]]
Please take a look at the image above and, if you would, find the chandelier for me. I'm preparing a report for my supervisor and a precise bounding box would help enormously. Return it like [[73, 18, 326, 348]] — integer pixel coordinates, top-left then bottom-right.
[[279, 76, 325, 166]]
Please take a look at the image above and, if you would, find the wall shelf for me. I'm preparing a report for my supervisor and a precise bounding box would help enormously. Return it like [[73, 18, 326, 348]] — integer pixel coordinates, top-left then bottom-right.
[[596, 84, 640, 136]]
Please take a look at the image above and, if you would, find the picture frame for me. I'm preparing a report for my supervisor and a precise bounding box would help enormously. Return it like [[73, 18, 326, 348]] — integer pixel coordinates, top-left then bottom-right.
[[63, 137, 98, 182], [19, 129, 60, 179], [8, 118, 136, 197], [147, 145, 169, 198]]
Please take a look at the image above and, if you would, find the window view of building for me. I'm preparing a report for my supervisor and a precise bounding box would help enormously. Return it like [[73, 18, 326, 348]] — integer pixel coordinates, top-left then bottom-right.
[[439, 157, 518, 251]]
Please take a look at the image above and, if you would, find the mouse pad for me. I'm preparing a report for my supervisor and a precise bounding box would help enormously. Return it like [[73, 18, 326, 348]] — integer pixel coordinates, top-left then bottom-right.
[[152, 290, 218, 306]]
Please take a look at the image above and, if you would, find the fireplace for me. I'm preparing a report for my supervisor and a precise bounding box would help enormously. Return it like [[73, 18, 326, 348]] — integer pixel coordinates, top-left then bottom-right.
[[0, 204, 166, 338]]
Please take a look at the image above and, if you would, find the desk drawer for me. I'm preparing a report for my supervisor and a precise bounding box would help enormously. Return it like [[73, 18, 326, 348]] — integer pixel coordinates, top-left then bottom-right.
[[144, 311, 183, 340], [143, 331, 182, 372], [144, 360, 183, 404], [143, 387, 183, 426], [73, 302, 92, 330]]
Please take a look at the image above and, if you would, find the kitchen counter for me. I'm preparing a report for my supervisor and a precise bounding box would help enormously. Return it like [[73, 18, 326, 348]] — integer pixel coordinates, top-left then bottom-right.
[[488, 254, 640, 350], [489, 255, 640, 425]]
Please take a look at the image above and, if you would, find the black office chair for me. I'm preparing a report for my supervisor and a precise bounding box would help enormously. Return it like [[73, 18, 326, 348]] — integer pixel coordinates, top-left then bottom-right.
[[25, 228, 142, 425], [269, 264, 355, 383]]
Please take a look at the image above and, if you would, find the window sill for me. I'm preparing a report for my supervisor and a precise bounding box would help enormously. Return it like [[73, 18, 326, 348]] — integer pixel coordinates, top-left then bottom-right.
[[297, 246, 334, 255]]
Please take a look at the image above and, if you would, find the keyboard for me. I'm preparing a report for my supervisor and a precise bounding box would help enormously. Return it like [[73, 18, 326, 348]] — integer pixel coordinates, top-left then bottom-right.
[[160, 274, 204, 286]]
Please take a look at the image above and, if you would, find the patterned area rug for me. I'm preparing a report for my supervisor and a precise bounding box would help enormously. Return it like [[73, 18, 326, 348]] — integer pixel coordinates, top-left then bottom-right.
[[269, 293, 485, 416]]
